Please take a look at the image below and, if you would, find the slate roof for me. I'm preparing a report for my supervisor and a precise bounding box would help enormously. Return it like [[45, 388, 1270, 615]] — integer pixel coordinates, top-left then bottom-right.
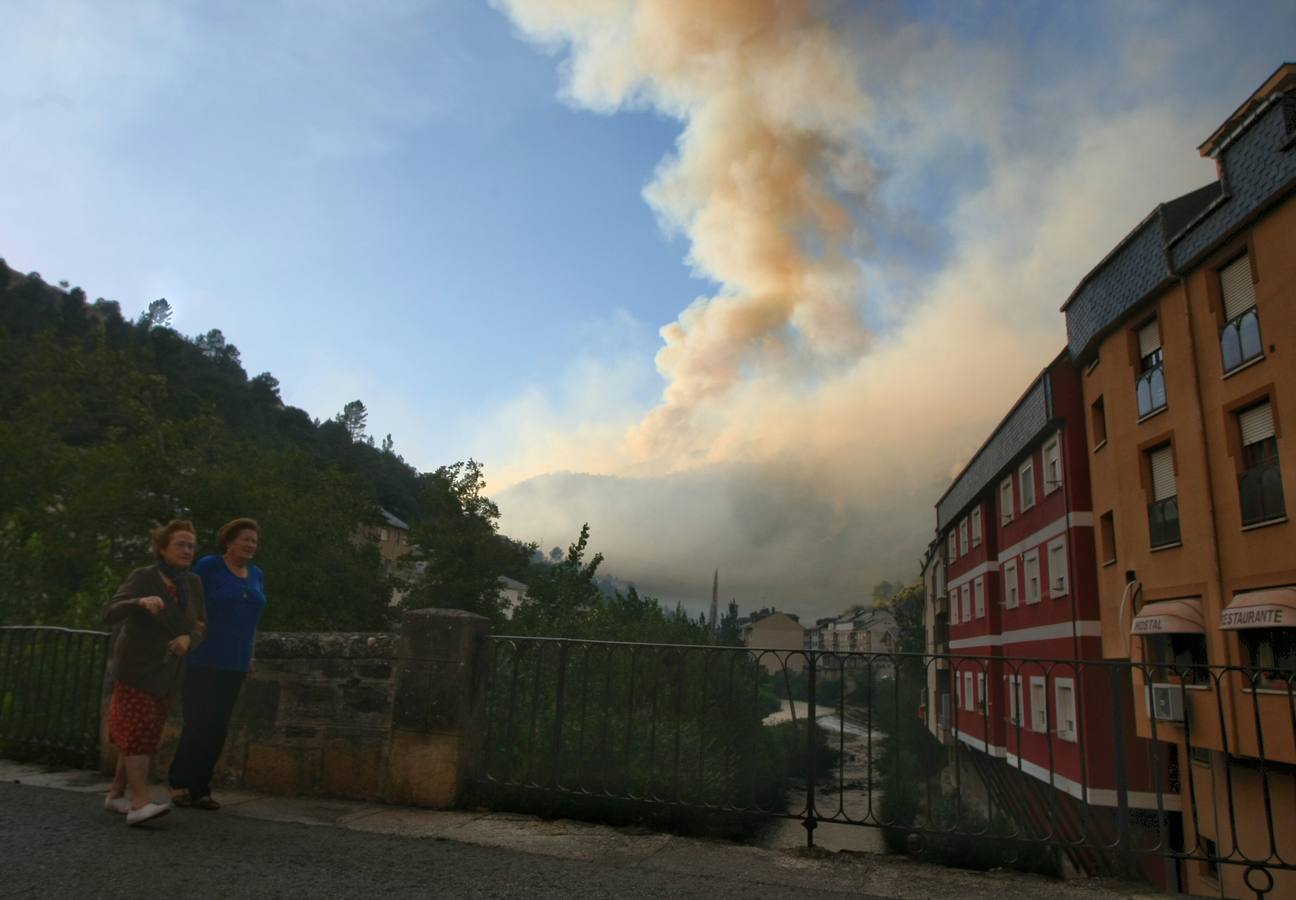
[[1169, 95, 1296, 271], [936, 370, 1054, 533], [1063, 76, 1296, 362]]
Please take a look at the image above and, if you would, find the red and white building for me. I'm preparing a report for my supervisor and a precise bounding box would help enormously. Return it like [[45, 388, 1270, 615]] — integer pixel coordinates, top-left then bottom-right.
[[927, 351, 1177, 882]]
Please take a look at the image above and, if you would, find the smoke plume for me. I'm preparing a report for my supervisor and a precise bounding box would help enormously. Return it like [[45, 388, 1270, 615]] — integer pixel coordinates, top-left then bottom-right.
[[497, 0, 873, 455], [490, 2, 1220, 615]]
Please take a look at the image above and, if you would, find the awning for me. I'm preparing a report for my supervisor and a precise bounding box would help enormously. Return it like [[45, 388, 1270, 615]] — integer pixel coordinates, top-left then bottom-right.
[[1221, 587, 1296, 631], [1131, 599, 1205, 635]]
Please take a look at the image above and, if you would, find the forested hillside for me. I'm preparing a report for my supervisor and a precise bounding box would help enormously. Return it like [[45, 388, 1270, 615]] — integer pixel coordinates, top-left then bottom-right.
[[0, 260, 530, 631], [0, 259, 740, 646]]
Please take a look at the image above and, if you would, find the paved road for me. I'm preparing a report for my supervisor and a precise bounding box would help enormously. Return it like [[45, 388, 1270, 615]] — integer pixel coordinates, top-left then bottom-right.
[[0, 783, 873, 900]]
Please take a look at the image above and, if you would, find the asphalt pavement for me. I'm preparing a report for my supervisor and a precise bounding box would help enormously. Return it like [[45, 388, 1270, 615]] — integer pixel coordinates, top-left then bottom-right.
[[0, 763, 1169, 900], [0, 781, 874, 900]]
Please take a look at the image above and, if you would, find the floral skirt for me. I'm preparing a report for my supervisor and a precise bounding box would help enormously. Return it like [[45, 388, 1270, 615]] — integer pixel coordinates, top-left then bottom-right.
[[108, 682, 168, 756]]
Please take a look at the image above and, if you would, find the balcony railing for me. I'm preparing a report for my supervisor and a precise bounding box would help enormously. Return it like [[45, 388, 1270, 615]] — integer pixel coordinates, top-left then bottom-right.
[[1239, 461, 1286, 526], [1135, 363, 1167, 418], [1148, 496, 1181, 548], [1221, 308, 1263, 374]]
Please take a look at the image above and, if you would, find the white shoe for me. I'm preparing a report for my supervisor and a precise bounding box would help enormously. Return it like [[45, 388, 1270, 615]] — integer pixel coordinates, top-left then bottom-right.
[[104, 795, 131, 814], [126, 802, 171, 826]]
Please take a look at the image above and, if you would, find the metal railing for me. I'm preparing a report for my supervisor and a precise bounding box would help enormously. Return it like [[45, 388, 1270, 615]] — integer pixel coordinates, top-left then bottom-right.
[[1136, 364, 1168, 418], [1239, 462, 1285, 526], [0, 626, 111, 766], [1148, 496, 1182, 548], [475, 637, 1296, 899], [1221, 309, 1263, 374]]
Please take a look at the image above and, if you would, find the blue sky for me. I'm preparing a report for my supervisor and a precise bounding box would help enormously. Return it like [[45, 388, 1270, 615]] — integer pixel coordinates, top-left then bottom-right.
[[4, 1, 1295, 614]]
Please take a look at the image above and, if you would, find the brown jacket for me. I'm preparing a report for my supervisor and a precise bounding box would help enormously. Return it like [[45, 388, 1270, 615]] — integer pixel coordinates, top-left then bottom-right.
[[103, 565, 207, 697]]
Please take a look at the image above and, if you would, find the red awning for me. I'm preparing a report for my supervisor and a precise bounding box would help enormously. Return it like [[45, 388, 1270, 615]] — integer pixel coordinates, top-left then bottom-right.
[[1221, 587, 1296, 631], [1130, 599, 1205, 636]]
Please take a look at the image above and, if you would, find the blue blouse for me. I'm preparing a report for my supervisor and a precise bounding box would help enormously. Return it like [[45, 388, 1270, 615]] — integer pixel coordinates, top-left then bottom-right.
[[186, 555, 266, 672]]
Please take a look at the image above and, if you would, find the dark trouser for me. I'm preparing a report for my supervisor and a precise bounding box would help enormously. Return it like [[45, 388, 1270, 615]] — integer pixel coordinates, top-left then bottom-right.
[[168, 665, 246, 798]]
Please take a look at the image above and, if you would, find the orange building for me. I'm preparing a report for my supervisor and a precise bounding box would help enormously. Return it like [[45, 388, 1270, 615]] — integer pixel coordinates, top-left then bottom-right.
[[1062, 64, 1296, 898]]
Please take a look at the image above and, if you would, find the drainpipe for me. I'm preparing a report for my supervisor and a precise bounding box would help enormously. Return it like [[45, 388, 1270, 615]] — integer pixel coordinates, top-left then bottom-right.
[[1176, 273, 1228, 661]]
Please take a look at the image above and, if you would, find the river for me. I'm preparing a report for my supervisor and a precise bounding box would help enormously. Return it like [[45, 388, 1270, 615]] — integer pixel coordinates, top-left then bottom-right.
[[759, 699, 889, 854]]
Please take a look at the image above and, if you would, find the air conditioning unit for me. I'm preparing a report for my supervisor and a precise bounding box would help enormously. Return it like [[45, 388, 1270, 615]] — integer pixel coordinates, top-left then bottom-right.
[[1148, 683, 1187, 722]]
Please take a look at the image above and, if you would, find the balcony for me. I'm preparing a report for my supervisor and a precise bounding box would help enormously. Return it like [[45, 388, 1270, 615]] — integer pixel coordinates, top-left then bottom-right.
[[1239, 461, 1285, 526], [1148, 496, 1181, 548], [1135, 363, 1167, 418], [1221, 308, 1263, 374]]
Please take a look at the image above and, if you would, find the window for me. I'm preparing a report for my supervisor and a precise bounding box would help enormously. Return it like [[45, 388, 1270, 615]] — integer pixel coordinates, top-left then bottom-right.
[[1024, 551, 1041, 605], [1054, 679, 1077, 741], [963, 671, 975, 711], [959, 519, 969, 555], [379, 528, 389, 541], [1003, 559, 1019, 609], [977, 672, 987, 712], [970, 507, 982, 546], [1006, 675, 1024, 725], [1047, 538, 1068, 597], [1147, 444, 1181, 547], [949, 586, 959, 625], [1029, 677, 1048, 733], [1238, 401, 1285, 526], [1091, 396, 1107, 449], [1239, 628, 1296, 690], [1000, 477, 1014, 525], [1019, 458, 1036, 510], [974, 577, 985, 619], [961, 585, 972, 622], [949, 531, 957, 559], [1043, 436, 1062, 494], [1136, 319, 1167, 418], [1219, 254, 1262, 373], [1145, 632, 1210, 686], [1100, 511, 1117, 565]]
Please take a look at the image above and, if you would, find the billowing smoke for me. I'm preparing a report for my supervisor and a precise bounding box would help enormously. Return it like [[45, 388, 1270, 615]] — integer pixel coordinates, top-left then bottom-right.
[[496, 0, 873, 455], [488, 2, 1219, 616]]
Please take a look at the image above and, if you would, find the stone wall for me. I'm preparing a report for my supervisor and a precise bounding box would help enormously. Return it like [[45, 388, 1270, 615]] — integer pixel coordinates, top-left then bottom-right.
[[103, 609, 490, 808]]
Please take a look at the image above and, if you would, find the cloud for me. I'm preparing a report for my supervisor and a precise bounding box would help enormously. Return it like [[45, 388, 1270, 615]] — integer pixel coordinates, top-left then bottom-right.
[[490, 2, 1228, 618]]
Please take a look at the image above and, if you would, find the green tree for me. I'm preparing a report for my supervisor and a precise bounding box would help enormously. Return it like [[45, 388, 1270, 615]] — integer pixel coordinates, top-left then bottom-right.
[[512, 523, 604, 636], [337, 399, 368, 442], [140, 298, 173, 329], [401, 460, 534, 622]]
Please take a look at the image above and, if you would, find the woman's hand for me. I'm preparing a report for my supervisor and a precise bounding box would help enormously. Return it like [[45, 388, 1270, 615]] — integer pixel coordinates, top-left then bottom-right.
[[137, 596, 165, 615], [167, 634, 191, 656]]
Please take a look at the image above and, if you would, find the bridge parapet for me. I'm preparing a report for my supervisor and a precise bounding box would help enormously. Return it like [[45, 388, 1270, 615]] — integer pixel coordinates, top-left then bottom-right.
[[101, 609, 490, 808]]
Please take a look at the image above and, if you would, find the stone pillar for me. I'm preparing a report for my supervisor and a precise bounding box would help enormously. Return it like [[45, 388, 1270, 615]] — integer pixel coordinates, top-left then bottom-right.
[[383, 608, 491, 808]]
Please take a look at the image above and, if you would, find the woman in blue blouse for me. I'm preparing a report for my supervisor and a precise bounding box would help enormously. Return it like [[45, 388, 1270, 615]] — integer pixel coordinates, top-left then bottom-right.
[[168, 517, 267, 809]]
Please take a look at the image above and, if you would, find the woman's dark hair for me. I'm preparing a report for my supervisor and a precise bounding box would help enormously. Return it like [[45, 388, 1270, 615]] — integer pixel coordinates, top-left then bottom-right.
[[151, 519, 196, 558], [216, 517, 260, 553]]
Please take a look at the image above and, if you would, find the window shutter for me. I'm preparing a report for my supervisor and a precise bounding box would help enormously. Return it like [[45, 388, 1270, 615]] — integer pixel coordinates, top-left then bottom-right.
[[1150, 446, 1176, 500], [1138, 320, 1162, 359], [1220, 256, 1257, 321], [1239, 402, 1275, 446]]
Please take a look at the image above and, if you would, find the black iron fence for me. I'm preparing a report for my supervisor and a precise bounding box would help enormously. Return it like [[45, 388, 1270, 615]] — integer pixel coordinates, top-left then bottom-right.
[[0, 626, 111, 766], [475, 637, 1296, 899]]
